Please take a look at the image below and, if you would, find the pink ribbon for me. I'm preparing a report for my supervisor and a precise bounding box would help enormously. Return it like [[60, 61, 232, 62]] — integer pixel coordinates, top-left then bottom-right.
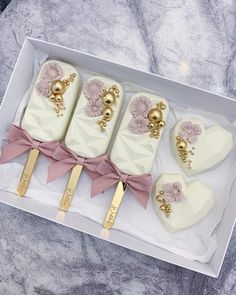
[[47, 145, 107, 182], [0, 125, 60, 163], [91, 158, 152, 208]]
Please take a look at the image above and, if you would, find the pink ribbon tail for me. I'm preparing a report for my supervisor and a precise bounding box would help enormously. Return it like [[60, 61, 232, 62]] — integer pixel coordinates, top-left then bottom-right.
[[0, 124, 59, 163], [91, 158, 152, 208]]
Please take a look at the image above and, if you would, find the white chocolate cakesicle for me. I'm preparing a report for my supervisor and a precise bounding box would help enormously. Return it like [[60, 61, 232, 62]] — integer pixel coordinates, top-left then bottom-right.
[[153, 174, 214, 232], [21, 60, 80, 142], [65, 76, 123, 158], [110, 92, 169, 175], [171, 118, 233, 176]]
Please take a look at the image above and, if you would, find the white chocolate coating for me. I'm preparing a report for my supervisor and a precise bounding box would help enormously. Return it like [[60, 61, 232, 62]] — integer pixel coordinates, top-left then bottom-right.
[[153, 174, 214, 232], [21, 60, 80, 142], [65, 76, 123, 158], [110, 92, 169, 175], [171, 118, 233, 176]]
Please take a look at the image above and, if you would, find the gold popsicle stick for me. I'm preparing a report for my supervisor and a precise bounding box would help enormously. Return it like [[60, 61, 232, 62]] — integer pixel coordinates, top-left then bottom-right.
[[103, 181, 127, 229], [16, 148, 40, 197], [59, 164, 83, 211]]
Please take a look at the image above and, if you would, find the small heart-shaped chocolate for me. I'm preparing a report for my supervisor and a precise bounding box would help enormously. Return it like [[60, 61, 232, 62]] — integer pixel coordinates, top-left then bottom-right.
[[171, 118, 233, 176], [153, 174, 214, 232]]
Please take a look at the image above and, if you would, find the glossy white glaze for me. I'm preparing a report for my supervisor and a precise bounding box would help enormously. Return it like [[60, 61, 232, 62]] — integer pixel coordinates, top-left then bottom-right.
[[111, 92, 169, 175], [153, 174, 214, 232], [171, 118, 233, 176], [65, 76, 123, 158], [21, 60, 80, 142]]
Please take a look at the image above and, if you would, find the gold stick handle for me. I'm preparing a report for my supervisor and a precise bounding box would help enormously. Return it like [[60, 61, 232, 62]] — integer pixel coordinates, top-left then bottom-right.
[[103, 181, 127, 230], [16, 148, 40, 197], [59, 164, 83, 212]]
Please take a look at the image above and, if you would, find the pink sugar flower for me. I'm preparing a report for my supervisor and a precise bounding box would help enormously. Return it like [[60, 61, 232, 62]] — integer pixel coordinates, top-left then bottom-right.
[[83, 79, 105, 101], [129, 96, 152, 118], [85, 100, 103, 117], [36, 80, 51, 97], [179, 121, 202, 144], [41, 62, 63, 82], [162, 182, 184, 203], [128, 117, 149, 135]]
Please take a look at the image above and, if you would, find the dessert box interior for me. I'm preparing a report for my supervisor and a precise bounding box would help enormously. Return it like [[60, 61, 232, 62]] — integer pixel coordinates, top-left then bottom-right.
[[0, 37, 236, 277]]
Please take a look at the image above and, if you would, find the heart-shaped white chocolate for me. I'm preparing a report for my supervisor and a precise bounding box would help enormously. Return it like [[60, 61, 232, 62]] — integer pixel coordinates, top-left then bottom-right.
[[152, 174, 214, 232], [171, 118, 233, 176]]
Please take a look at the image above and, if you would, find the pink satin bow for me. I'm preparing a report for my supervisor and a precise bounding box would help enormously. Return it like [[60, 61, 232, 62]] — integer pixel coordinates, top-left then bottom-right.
[[47, 145, 107, 182], [0, 125, 60, 163], [91, 158, 152, 208]]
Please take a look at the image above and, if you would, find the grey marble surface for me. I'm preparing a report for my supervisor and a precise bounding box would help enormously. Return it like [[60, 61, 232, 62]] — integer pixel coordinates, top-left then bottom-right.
[[0, 0, 236, 294]]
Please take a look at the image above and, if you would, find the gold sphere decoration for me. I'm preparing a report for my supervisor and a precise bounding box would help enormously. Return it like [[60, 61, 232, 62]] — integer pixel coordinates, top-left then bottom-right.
[[51, 80, 66, 94], [55, 94, 63, 102], [148, 108, 162, 122], [177, 139, 187, 150], [149, 122, 156, 129], [48, 94, 55, 101], [102, 92, 116, 106], [103, 107, 113, 118], [158, 120, 165, 127]]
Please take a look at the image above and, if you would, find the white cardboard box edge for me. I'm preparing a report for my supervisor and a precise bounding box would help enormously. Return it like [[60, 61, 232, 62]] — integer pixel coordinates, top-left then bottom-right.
[[0, 37, 236, 277]]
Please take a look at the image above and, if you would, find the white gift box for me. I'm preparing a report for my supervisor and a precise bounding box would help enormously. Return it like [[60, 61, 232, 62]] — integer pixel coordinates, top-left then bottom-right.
[[0, 37, 235, 277]]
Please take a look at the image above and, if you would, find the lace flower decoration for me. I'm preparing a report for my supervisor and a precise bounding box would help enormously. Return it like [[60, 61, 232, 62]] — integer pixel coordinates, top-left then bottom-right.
[[41, 62, 63, 82], [36, 80, 51, 97], [178, 121, 202, 144], [162, 182, 184, 203], [85, 100, 104, 117], [128, 117, 149, 135], [83, 79, 105, 101], [129, 96, 152, 118]]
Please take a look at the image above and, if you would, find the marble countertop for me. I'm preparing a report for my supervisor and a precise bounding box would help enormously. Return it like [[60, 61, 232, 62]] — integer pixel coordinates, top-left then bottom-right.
[[1, 0, 236, 294]]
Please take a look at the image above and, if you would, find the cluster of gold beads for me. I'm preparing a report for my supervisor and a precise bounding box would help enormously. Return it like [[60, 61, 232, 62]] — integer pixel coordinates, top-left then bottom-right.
[[147, 102, 166, 139], [156, 190, 172, 217], [48, 73, 76, 117], [176, 136, 194, 170], [97, 85, 119, 131]]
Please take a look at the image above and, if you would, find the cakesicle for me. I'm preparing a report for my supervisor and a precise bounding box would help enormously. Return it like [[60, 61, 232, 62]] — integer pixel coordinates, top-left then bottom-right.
[[17, 60, 80, 196], [171, 118, 233, 176], [55, 76, 123, 211], [94, 92, 169, 229], [153, 174, 213, 232]]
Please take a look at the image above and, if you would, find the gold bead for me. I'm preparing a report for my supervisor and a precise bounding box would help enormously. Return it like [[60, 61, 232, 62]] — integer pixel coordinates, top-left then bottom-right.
[[51, 80, 65, 94], [102, 92, 116, 105], [48, 94, 55, 101], [103, 107, 113, 118], [160, 205, 166, 211], [161, 103, 166, 110], [160, 190, 164, 195], [158, 120, 165, 127], [55, 94, 63, 102], [156, 196, 164, 202], [177, 139, 187, 150], [148, 108, 162, 122], [149, 122, 156, 129]]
